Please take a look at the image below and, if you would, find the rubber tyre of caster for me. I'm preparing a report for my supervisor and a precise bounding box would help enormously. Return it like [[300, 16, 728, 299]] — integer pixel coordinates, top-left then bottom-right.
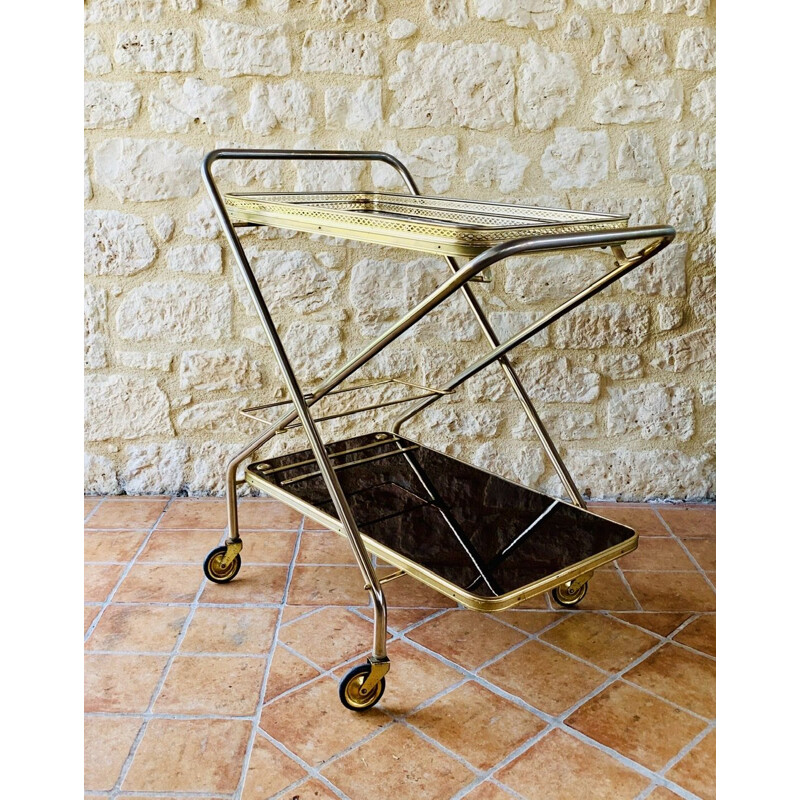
[[203, 546, 242, 584], [339, 663, 386, 711], [552, 581, 588, 608]]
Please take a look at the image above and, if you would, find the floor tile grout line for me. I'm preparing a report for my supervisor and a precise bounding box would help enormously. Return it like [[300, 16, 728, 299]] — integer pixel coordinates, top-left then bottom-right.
[[232, 515, 308, 800], [601, 610, 716, 661], [656, 722, 716, 779], [85, 497, 175, 644], [669, 534, 717, 592], [614, 561, 644, 611]]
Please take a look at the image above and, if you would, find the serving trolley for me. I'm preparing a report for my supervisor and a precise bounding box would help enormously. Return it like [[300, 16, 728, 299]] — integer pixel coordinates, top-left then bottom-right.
[[200, 149, 675, 711]]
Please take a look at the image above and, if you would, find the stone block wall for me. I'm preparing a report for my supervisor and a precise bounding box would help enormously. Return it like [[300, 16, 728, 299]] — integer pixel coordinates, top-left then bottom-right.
[[84, 0, 716, 500]]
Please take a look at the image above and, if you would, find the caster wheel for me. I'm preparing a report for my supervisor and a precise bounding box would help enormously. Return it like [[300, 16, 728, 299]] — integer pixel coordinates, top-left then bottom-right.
[[552, 581, 588, 608], [203, 546, 241, 584], [339, 663, 386, 711]]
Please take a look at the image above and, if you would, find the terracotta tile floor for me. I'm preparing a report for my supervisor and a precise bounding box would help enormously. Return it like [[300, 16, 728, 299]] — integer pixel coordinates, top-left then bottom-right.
[[85, 497, 715, 800]]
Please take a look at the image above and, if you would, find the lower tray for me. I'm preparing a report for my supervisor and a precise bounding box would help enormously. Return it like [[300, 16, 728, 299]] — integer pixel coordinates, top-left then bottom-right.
[[245, 432, 637, 611]]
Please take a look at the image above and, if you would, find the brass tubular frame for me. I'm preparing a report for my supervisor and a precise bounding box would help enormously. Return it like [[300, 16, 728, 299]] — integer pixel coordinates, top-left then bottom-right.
[[202, 148, 675, 663]]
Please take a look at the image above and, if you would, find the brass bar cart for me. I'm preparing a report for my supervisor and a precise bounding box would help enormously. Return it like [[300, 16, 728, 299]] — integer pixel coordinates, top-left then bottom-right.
[[200, 149, 675, 711]]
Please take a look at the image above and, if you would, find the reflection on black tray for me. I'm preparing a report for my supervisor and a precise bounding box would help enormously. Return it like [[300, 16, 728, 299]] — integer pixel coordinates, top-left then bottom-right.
[[248, 433, 633, 599]]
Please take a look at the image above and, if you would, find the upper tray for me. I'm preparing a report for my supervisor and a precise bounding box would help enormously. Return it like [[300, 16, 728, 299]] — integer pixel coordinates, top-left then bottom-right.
[[224, 191, 630, 257]]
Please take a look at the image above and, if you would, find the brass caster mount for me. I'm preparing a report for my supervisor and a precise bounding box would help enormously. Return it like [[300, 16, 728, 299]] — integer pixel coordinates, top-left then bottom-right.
[[551, 574, 591, 608], [203, 539, 243, 584], [339, 658, 391, 711]]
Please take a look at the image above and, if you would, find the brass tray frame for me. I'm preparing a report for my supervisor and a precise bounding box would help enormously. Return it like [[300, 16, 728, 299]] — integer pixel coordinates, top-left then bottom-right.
[[225, 190, 629, 257], [200, 148, 675, 707]]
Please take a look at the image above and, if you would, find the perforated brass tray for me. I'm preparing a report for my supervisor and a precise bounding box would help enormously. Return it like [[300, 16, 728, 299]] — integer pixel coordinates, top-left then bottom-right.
[[224, 191, 630, 257]]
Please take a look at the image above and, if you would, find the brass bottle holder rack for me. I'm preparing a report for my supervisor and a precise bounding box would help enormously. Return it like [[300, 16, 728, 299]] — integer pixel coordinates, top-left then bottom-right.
[[199, 149, 676, 711]]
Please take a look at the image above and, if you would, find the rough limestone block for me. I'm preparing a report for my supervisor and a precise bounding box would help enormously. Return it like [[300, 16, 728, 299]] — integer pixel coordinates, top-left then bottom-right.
[[148, 77, 237, 133], [122, 442, 189, 494], [84, 81, 141, 129], [675, 27, 715, 71], [84, 142, 93, 200], [85, 374, 173, 440], [85, 210, 157, 276], [616, 130, 663, 185], [536, 409, 599, 440], [179, 349, 261, 392], [427, 0, 467, 30], [116, 281, 232, 342], [651, 327, 714, 372], [541, 128, 610, 189], [201, 20, 290, 77], [517, 41, 580, 131], [188, 441, 246, 494], [505, 253, 606, 303], [425, 406, 503, 439], [475, 0, 564, 29], [464, 139, 530, 192], [487, 312, 549, 347], [620, 23, 670, 72], [690, 77, 715, 121], [689, 275, 715, 320], [167, 243, 222, 274], [657, 304, 683, 331], [699, 383, 715, 405], [554, 302, 649, 349], [597, 353, 643, 379], [152, 214, 175, 242], [389, 41, 515, 130], [473, 441, 545, 486], [592, 27, 629, 73], [94, 138, 202, 201], [294, 146, 365, 191], [608, 383, 694, 440], [85, 0, 163, 23], [316, 0, 383, 21], [259, 0, 290, 10], [85, 285, 109, 370], [563, 15, 592, 39], [213, 142, 283, 189], [667, 175, 708, 232], [517, 356, 601, 403], [117, 351, 173, 371], [282, 321, 344, 382], [566, 447, 713, 500], [301, 31, 381, 76], [114, 29, 195, 72], [650, 0, 708, 15], [593, 79, 682, 124], [84, 33, 113, 75], [324, 80, 381, 131], [184, 198, 222, 238], [610, 0, 646, 11], [406, 136, 458, 193], [621, 241, 687, 296], [85, 453, 119, 495], [668, 131, 715, 170], [388, 18, 418, 39], [579, 194, 661, 226], [349, 256, 424, 333], [243, 81, 315, 134]]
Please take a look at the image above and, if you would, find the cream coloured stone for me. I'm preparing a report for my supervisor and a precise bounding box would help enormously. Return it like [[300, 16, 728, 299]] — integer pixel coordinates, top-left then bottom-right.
[[676, 27, 715, 71], [696, 134, 715, 170], [85, 374, 173, 440], [592, 28, 628, 74], [540, 409, 599, 441], [176, 399, 247, 433], [171, 0, 199, 8], [516, 356, 600, 403], [349, 256, 420, 332], [324, 80, 381, 131], [566, 447, 713, 500], [505, 253, 606, 304], [667, 175, 708, 232], [415, 293, 481, 343], [317, 0, 383, 21], [85, 334, 108, 369], [84, 143, 93, 200], [369, 140, 408, 189], [668, 131, 695, 168], [617, 23, 670, 73], [518, 41, 580, 131], [487, 312, 550, 347], [259, 0, 290, 10], [465, 139, 530, 192], [148, 77, 236, 133], [282, 321, 344, 382], [657, 304, 682, 331], [152, 214, 175, 242], [689, 275, 715, 321], [122, 442, 189, 494], [426, 406, 503, 439], [473, 441, 545, 486], [389, 42, 515, 130], [650, 0, 708, 14], [593, 79, 682, 124], [616, 130, 663, 186], [611, 0, 646, 12], [188, 441, 246, 494], [243, 81, 315, 134], [301, 31, 381, 76], [580, 194, 661, 226], [116, 281, 232, 342], [651, 327, 714, 372], [85, 210, 157, 276], [85, 33, 113, 75], [541, 128, 609, 189], [84, 81, 141, 129], [294, 144, 365, 191], [607, 383, 694, 440], [597, 353, 643, 379], [213, 141, 283, 189], [690, 77, 715, 121], [85, 453, 119, 495], [699, 383, 715, 405], [563, 14, 591, 39], [179, 348, 261, 392], [86, 0, 163, 22], [201, 20, 290, 77], [114, 29, 195, 72], [427, 0, 467, 29], [94, 138, 202, 201], [388, 18, 418, 39], [117, 351, 172, 371], [621, 241, 687, 296], [207, 0, 246, 9], [465, 362, 511, 403], [406, 136, 458, 193], [475, 0, 564, 29], [554, 303, 649, 349], [167, 243, 222, 274], [184, 198, 222, 239], [85, 285, 109, 369]]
